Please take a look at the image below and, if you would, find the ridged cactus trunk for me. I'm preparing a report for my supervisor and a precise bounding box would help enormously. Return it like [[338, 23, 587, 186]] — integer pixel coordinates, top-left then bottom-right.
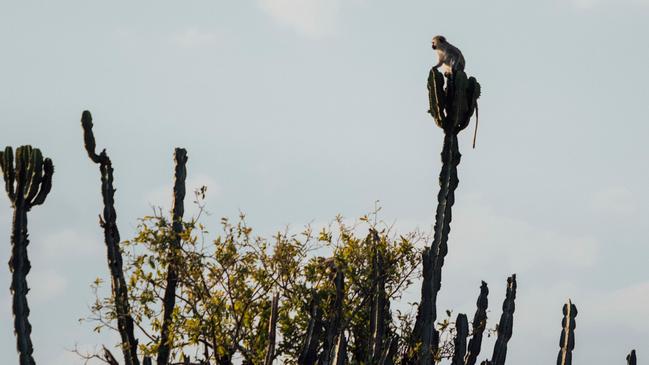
[[299, 291, 324, 365], [320, 268, 345, 365], [157, 148, 188, 365], [450, 314, 468, 365], [490, 275, 517, 365], [264, 293, 280, 365], [410, 67, 480, 364], [465, 281, 489, 365], [0, 146, 54, 365], [81, 111, 140, 365], [556, 300, 577, 365]]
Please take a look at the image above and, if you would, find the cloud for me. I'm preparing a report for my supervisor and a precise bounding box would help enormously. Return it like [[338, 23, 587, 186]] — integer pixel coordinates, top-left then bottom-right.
[[170, 28, 222, 48], [34, 229, 102, 262], [257, 0, 341, 38], [590, 186, 636, 218], [588, 281, 649, 331], [29, 270, 68, 304], [449, 196, 601, 273]]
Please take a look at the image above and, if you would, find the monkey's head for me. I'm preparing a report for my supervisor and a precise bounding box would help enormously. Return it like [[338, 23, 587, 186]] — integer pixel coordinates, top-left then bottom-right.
[[431, 35, 447, 50]]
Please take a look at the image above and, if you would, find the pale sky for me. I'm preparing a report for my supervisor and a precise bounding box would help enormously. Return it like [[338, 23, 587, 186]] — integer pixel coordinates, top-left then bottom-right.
[[1, 1, 648, 364]]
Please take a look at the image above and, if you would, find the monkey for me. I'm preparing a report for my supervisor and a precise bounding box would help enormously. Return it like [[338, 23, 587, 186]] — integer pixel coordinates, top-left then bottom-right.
[[431, 35, 465, 76], [431, 35, 479, 148]]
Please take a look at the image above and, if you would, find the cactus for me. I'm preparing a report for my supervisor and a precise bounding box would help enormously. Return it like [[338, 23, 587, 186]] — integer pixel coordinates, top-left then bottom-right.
[[490, 275, 517, 365], [320, 268, 345, 365], [331, 333, 347, 365], [627, 350, 637, 365], [299, 290, 324, 365], [427, 68, 480, 133], [465, 281, 489, 365], [410, 68, 481, 364], [0, 145, 54, 365], [157, 148, 188, 365], [451, 313, 469, 365], [81, 111, 140, 365], [264, 293, 280, 365], [556, 299, 577, 365], [369, 230, 389, 364]]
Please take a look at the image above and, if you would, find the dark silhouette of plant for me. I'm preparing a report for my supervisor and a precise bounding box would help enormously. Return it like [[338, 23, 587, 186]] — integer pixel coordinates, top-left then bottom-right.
[[557, 300, 577, 365], [0, 145, 53, 365], [81, 111, 140, 365]]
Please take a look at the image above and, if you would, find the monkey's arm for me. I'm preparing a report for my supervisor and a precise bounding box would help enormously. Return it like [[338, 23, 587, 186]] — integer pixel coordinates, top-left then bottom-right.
[[432, 59, 444, 69]]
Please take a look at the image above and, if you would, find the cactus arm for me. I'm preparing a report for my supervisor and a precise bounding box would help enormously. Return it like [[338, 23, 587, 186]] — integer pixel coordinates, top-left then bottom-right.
[[556, 300, 577, 365], [81, 110, 104, 164], [448, 72, 469, 131], [1, 147, 16, 201], [427, 68, 446, 128], [23, 149, 43, 204], [157, 148, 188, 365], [465, 281, 489, 365], [81, 111, 140, 365], [30, 159, 53, 207], [490, 275, 517, 365]]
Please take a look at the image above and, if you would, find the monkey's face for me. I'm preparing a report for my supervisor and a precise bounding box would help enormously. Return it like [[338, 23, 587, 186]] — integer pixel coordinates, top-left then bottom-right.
[[431, 35, 446, 50]]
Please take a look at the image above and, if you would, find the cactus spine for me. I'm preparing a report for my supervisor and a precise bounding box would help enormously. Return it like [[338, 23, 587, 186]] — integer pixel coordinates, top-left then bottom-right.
[[556, 300, 577, 365], [0, 145, 54, 365]]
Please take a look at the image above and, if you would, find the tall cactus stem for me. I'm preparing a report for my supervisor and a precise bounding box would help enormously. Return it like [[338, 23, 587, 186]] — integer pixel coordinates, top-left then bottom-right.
[[451, 313, 469, 365], [556, 299, 577, 365], [1, 145, 54, 365], [264, 293, 280, 365], [298, 291, 324, 365], [491, 275, 517, 365], [157, 148, 188, 365], [320, 267, 345, 365], [465, 281, 489, 365], [81, 111, 139, 365], [331, 333, 348, 365]]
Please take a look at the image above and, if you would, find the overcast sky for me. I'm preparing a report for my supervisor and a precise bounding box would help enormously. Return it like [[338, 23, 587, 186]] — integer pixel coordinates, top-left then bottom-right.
[[1, 1, 648, 364]]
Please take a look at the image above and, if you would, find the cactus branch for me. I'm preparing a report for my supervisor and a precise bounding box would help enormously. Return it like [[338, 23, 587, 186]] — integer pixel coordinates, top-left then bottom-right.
[[81, 111, 139, 365]]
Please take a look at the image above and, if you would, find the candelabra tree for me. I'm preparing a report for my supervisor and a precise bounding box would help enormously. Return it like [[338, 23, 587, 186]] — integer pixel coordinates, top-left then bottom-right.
[[0, 145, 54, 365], [407, 66, 481, 364]]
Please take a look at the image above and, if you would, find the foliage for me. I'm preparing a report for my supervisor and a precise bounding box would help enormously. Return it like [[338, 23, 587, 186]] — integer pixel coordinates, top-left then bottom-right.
[[88, 193, 425, 364]]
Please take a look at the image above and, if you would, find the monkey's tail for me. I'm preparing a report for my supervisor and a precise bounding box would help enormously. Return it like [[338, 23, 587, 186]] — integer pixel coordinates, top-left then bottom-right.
[[472, 102, 479, 149]]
